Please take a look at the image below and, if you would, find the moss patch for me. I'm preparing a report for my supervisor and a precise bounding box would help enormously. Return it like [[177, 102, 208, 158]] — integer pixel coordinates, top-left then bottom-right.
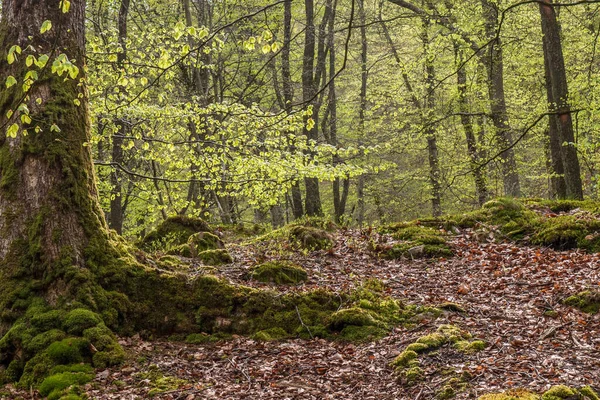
[[197, 249, 233, 266], [139, 216, 212, 251], [381, 225, 452, 259], [289, 226, 334, 250], [478, 390, 540, 400], [250, 261, 308, 285], [563, 290, 600, 314], [479, 386, 600, 400]]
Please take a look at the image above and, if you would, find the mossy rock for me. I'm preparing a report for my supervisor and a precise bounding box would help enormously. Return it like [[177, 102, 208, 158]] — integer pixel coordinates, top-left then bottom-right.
[[338, 325, 388, 341], [563, 290, 600, 314], [289, 226, 334, 250], [381, 225, 452, 259], [531, 215, 600, 251], [197, 249, 233, 266], [188, 232, 224, 253], [328, 307, 379, 331], [391, 350, 419, 368], [250, 261, 307, 285], [454, 339, 486, 353], [139, 216, 212, 251]]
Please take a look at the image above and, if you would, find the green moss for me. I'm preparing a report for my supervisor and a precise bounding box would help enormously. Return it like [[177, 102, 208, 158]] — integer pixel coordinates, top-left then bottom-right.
[[531, 215, 600, 251], [185, 333, 213, 344], [289, 226, 334, 250], [83, 324, 125, 368], [391, 350, 419, 368], [188, 232, 224, 253], [328, 308, 379, 331], [478, 391, 540, 400], [405, 342, 430, 353], [197, 249, 233, 266], [62, 309, 102, 335], [252, 327, 289, 341], [339, 325, 388, 341], [400, 366, 423, 383], [563, 290, 600, 314], [580, 386, 600, 400], [25, 330, 66, 354], [454, 339, 486, 352], [416, 333, 446, 348], [138, 367, 188, 397], [438, 385, 456, 399], [38, 371, 93, 400], [250, 261, 308, 285], [542, 385, 576, 400], [46, 338, 88, 365], [139, 216, 212, 251], [382, 225, 452, 259], [31, 310, 67, 331]]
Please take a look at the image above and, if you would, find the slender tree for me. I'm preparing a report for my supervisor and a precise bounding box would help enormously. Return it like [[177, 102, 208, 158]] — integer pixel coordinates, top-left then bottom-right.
[[539, 0, 583, 199]]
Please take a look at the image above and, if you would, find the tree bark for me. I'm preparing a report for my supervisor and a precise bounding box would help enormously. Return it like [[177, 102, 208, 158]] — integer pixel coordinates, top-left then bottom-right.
[[303, 0, 323, 217], [481, 0, 521, 197], [356, 0, 368, 226], [109, 0, 131, 234], [455, 45, 488, 206], [0, 0, 110, 305], [539, 0, 583, 199], [281, 0, 304, 219]]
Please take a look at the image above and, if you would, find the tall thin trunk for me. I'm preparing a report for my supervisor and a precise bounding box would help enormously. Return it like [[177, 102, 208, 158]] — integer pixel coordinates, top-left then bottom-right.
[[539, 0, 583, 199], [303, 0, 323, 216], [326, 0, 348, 223], [455, 45, 488, 206], [356, 0, 368, 226], [422, 20, 442, 217], [481, 0, 521, 197], [109, 0, 131, 234], [282, 0, 304, 219]]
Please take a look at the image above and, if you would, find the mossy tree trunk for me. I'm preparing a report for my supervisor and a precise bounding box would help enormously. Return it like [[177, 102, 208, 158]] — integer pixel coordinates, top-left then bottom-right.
[[0, 0, 114, 324]]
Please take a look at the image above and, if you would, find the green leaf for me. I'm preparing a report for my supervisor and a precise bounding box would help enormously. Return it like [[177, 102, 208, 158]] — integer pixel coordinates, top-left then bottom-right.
[[50, 124, 61, 133], [21, 114, 32, 125], [36, 54, 49, 68], [41, 20, 52, 34], [7, 123, 19, 138], [26, 55, 35, 67], [61, 0, 71, 13], [5, 76, 17, 88]]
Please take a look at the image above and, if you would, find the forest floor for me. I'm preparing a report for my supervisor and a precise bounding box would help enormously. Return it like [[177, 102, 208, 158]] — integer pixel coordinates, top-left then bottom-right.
[[4, 222, 599, 399]]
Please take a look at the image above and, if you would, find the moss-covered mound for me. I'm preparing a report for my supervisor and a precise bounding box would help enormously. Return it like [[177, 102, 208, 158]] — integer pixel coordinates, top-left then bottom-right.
[[563, 290, 600, 314], [288, 225, 334, 250], [478, 385, 599, 400], [250, 261, 308, 285], [197, 249, 233, 266], [0, 302, 123, 392], [448, 198, 540, 239], [380, 225, 452, 259], [531, 215, 600, 251], [139, 216, 212, 251], [391, 324, 485, 386]]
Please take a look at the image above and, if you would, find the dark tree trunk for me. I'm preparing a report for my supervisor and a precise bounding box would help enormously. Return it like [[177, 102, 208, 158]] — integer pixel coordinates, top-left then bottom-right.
[[455, 45, 488, 206], [303, 0, 323, 216], [539, 0, 583, 199], [481, 0, 521, 197], [356, 0, 368, 226], [282, 0, 304, 219]]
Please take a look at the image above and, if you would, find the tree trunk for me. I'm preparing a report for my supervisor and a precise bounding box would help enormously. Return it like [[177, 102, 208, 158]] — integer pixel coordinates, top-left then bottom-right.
[[455, 45, 488, 206], [422, 20, 442, 217], [539, 0, 583, 199], [109, 0, 131, 234], [481, 0, 521, 197], [282, 0, 304, 219], [356, 0, 368, 226], [303, 0, 323, 216]]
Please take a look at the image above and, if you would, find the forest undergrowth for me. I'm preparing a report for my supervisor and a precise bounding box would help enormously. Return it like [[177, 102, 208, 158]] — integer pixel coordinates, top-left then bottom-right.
[[1, 199, 599, 399]]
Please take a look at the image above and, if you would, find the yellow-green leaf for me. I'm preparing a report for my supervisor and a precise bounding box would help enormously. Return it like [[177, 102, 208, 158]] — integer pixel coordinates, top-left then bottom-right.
[[41, 20, 52, 34], [5, 76, 17, 88], [7, 123, 19, 138]]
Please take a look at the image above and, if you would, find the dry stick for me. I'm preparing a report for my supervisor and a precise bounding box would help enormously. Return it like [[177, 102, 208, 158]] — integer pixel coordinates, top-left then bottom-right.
[[227, 358, 252, 385], [295, 305, 314, 339]]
